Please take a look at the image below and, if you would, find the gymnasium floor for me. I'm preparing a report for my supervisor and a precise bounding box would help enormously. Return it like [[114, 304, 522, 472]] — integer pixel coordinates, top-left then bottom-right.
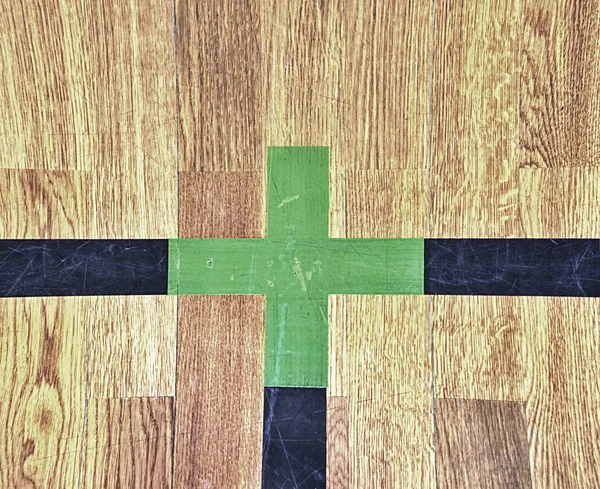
[[1, 1, 599, 488]]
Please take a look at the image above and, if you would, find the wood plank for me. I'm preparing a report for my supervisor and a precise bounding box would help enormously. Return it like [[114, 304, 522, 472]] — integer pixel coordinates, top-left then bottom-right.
[[329, 168, 347, 238], [334, 0, 431, 170], [0, 168, 177, 239], [260, 0, 340, 150], [431, 0, 521, 238], [433, 295, 541, 402], [0, 170, 90, 239], [80, 397, 173, 489], [347, 170, 428, 238], [433, 296, 600, 487], [339, 295, 434, 488], [520, 1, 600, 169], [262, 0, 430, 171], [531, 297, 600, 488], [0, 297, 86, 489], [436, 398, 532, 488], [519, 168, 600, 238], [328, 295, 347, 397], [179, 171, 264, 238], [176, 0, 262, 171], [173, 296, 265, 489], [87, 296, 176, 399], [0, 0, 177, 238], [327, 396, 349, 489]]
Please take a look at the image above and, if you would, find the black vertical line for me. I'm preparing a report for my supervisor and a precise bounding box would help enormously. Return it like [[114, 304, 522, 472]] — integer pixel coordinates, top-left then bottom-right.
[[170, 0, 180, 486]]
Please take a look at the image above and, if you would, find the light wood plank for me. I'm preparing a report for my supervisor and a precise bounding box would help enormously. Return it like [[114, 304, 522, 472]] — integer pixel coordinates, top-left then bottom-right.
[[433, 296, 532, 402], [80, 397, 173, 489], [338, 295, 434, 488], [173, 296, 265, 489], [431, 0, 521, 238], [436, 398, 532, 488], [519, 167, 600, 238], [0, 0, 177, 238], [328, 295, 348, 397], [87, 296, 177, 399], [0, 297, 86, 489], [347, 170, 428, 238], [520, 1, 600, 169], [433, 296, 600, 488], [329, 168, 347, 238]]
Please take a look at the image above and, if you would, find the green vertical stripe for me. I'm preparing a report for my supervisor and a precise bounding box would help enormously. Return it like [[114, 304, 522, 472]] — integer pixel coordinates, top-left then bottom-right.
[[167, 239, 179, 295], [267, 146, 329, 240]]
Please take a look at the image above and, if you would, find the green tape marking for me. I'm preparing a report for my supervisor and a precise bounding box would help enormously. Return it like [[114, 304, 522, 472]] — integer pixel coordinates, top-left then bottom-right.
[[167, 239, 179, 295], [168, 147, 424, 387], [267, 146, 329, 240]]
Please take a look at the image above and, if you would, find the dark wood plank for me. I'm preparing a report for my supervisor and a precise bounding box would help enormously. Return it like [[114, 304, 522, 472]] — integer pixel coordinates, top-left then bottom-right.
[[436, 398, 532, 488], [176, 0, 262, 171], [179, 171, 264, 238], [327, 396, 348, 489], [173, 296, 265, 488]]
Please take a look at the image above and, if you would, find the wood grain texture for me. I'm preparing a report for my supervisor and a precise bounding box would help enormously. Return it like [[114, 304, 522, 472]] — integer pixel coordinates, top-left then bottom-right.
[[327, 396, 349, 489], [433, 295, 530, 402], [329, 168, 347, 238], [332, 295, 434, 488], [333, 0, 431, 171], [0, 297, 86, 489], [347, 170, 428, 238], [520, 1, 600, 169], [431, 0, 521, 238], [0, 167, 177, 239], [262, 0, 430, 170], [176, 0, 431, 193], [173, 296, 265, 489], [519, 167, 600, 238], [87, 296, 176, 399], [0, 0, 177, 238], [433, 296, 600, 488], [80, 397, 173, 489], [179, 171, 265, 238], [328, 295, 347, 397], [176, 0, 262, 171], [436, 398, 532, 489]]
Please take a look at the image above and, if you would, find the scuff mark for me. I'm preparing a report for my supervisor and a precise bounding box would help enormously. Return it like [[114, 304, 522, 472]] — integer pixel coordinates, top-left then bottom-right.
[[293, 257, 308, 292], [277, 195, 299, 208]]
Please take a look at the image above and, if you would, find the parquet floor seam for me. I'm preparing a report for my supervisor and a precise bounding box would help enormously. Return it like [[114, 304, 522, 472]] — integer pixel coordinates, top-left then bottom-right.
[[2, 0, 600, 487]]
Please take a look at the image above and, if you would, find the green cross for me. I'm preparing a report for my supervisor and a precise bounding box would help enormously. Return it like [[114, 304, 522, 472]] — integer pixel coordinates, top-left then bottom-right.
[[168, 147, 423, 387]]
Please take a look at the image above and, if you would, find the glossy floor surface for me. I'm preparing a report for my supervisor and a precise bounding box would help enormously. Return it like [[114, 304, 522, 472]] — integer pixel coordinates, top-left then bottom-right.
[[1, 1, 600, 488]]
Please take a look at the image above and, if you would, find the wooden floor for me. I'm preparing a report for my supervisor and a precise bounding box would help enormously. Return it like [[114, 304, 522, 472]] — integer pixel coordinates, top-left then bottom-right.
[[1, 0, 600, 487]]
